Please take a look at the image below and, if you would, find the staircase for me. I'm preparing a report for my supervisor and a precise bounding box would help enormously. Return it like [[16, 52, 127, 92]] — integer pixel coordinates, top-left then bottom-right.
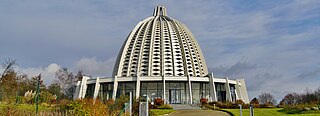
[[171, 104, 201, 110]]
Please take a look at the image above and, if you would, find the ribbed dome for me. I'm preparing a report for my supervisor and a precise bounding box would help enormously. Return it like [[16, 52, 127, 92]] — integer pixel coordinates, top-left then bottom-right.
[[113, 6, 208, 77]]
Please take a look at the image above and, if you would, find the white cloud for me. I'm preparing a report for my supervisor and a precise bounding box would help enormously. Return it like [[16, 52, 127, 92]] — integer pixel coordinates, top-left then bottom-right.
[[74, 57, 115, 77], [46, 63, 61, 73], [1, 57, 116, 85], [15, 63, 61, 85]]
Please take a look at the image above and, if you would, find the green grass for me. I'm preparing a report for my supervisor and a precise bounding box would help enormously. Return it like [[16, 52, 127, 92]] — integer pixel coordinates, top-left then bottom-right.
[[224, 108, 320, 116], [279, 108, 320, 115], [150, 109, 175, 116]]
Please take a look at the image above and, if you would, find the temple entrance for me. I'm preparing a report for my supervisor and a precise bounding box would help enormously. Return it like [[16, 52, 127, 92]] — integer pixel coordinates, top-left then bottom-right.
[[169, 89, 181, 104]]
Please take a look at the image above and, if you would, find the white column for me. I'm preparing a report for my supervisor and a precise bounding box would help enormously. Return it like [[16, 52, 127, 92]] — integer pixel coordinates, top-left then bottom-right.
[[78, 76, 90, 98], [187, 75, 193, 104], [208, 73, 217, 102], [73, 81, 81, 99], [112, 76, 118, 100], [93, 77, 100, 99], [225, 77, 232, 102], [237, 79, 250, 103], [136, 77, 141, 99], [163, 75, 166, 104], [235, 80, 242, 100]]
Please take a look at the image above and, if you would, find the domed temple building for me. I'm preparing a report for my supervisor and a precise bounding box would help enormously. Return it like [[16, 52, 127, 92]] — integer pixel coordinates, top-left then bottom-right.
[[74, 6, 249, 104]]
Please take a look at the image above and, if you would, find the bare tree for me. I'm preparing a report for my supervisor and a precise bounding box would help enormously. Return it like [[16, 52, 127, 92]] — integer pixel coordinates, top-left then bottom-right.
[[302, 88, 317, 104], [315, 87, 320, 102], [258, 92, 277, 106], [48, 82, 62, 98], [1, 58, 16, 81], [75, 70, 83, 81], [280, 93, 299, 106], [55, 68, 78, 99], [0, 59, 19, 102]]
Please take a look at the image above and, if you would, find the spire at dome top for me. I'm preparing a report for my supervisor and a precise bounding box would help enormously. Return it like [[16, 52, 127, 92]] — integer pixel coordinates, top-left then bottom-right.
[[153, 6, 167, 16]]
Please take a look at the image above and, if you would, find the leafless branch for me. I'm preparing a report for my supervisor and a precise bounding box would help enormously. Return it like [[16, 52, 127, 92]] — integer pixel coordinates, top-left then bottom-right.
[[1, 58, 16, 80]]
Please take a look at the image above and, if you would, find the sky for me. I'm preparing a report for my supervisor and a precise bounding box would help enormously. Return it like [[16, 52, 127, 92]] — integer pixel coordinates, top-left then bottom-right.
[[1, 0, 320, 100]]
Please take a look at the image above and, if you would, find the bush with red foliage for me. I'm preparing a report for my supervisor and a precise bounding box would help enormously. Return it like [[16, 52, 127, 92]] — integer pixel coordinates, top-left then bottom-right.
[[200, 98, 208, 105], [154, 98, 164, 106], [236, 99, 244, 105]]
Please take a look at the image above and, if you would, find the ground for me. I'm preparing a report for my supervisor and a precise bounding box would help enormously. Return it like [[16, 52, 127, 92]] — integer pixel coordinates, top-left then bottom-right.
[[224, 108, 320, 116], [166, 110, 230, 116]]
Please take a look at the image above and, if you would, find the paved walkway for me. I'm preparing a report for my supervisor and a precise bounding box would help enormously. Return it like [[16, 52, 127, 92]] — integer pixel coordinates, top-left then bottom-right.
[[166, 110, 230, 116], [171, 104, 201, 110]]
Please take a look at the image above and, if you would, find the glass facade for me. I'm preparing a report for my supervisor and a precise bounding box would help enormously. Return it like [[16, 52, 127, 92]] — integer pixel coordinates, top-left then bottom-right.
[[140, 82, 163, 102], [117, 82, 136, 98], [85, 84, 95, 98], [98, 83, 114, 101], [230, 84, 236, 102], [165, 82, 189, 104], [191, 82, 210, 103], [215, 83, 226, 102], [84, 81, 238, 104]]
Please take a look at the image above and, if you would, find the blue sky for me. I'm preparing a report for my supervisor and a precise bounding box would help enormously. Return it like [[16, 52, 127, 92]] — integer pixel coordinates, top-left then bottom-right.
[[1, 0, 320, 100]]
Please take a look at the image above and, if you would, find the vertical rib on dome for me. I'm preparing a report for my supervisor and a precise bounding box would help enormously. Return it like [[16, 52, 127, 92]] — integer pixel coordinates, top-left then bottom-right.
[[113, 6, 208, 77], [153, 6, 167, 16]]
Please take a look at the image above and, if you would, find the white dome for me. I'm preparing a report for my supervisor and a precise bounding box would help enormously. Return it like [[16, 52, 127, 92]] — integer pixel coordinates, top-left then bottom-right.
[[113, 6, 208, 77]]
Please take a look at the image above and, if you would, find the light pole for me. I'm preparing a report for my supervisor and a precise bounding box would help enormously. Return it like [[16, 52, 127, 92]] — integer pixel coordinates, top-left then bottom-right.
[[142, 94, 149, 116], [129, 92, 132, 116], [239, 104, 242, 116], [250, 104, 254, 116], [151, 93, 155, 105], [35, 74, 41, 114]]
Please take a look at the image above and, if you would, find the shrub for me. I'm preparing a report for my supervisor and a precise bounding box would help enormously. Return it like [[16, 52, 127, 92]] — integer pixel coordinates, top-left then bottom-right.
[[67, 100, 89, 115], [200, 98, 208, 105], [15, 96, 23, 104], [208, 101, 219, 105], [211, 101, 236, 109], [207, 100, 252, 109], [132, 98, 140, 115], [208, 101, 223, 109], [154, 98, 164, 106], [279, 107, 303, 114], [104, 99, 115, 110], [56, 99, 70, 110], [158, 104, 173, 109], [67, 99, 109, 115], [39, 91, 55, 104], [235, 99, 244, 105], [203, 104, 219, 110], [0, 105, 17, 116], [115, 95, 129, 110]]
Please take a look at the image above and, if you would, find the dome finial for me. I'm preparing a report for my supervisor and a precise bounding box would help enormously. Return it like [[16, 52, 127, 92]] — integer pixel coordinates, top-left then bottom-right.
[[153, 6, 167, 16]]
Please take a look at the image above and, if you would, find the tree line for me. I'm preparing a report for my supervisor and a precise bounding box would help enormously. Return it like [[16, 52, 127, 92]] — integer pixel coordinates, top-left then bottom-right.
[[0, 59, 81, 104], [1, 58, 319, 109], [249, 88, 320, 109]]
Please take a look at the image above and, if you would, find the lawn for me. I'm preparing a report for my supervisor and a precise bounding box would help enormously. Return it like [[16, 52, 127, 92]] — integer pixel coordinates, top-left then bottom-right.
[[150, 109, 175, 116], [223, 108, 320, 116]]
